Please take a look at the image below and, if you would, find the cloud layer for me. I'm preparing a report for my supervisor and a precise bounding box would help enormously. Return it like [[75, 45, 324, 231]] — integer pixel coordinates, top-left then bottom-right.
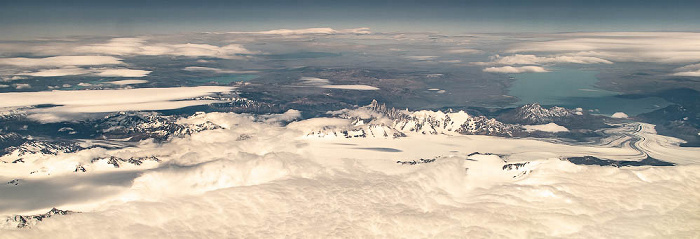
[[0, 86, 233, 122], [483, 66, 549, 73], [299, 77, 379, 90], [509, 32, 700, 63], [486, 54, 612, 65], [0, 56, 123, 67], [20, 67, 151, 77], [673, 63, 700, 77], [230, 27, 371, 35], [75, 38, 254, 58]]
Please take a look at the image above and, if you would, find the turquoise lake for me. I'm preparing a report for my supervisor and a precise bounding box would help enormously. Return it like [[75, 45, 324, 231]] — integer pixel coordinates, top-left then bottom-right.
[[509, 68, 671, 116]]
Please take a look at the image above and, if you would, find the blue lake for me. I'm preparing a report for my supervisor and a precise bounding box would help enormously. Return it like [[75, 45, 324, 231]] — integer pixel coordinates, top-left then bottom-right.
[[509, 68, 671, 116]]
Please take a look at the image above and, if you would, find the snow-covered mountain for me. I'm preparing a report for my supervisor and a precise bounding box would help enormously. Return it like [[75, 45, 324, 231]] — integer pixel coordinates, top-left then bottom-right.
[[0, 112, 224, 159], [94, 112, 223, 141], [89, 155, 161, 169], [305, 100, 524, 138], [0, 132, 24, 150], [497, 103, 580, 125], [2, 208, 75, 229], [2, 140, 82, 159]]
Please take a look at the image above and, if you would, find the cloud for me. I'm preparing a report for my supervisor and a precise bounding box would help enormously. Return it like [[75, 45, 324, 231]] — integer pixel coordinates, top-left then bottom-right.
[[230, 27, 371, 35], [183, 66, 258, 74], [483, 66, 549, 73], [672, 71, 700, 77], [3, 31, 700, 238], [299, 77, 379, 90], [320, 85, 379, 90], [94, 69, 151, 77], [19, 67, 151, 77], [75, 38, 254, 58], [106, 80, 149, 85], [0, 86, 231, 109], [446, 49, 482, 54], [675, 63, 700, 71], [484, 54, 613, 65], [1, 111, 699, 237], [27, 100, 224, 121], [0, 56, 123, 67], [14, 83, 31, 89], [672, 63, 700, 77], [611, 112, 629, 119], [1, 76, 27, 82], [299, 77, 330, 86], [0, 86, 233, 121], [523, 123, 569, 132], [404, 56, 439, 61], [21, 67, 91, 77], [509, 32, 700, 63], [258, 109, 303, 124], [473, 53, 610, 73]]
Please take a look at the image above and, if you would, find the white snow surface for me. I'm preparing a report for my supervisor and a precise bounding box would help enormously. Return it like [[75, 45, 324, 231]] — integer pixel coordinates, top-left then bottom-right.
[[1, 112, 699, 238]]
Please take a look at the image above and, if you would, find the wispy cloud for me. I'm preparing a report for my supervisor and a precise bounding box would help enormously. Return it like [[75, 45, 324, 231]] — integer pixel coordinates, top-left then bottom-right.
[[106, 79, 149, 85], [0, 56, 123, 67], [483, 66, 549, 73], [14, 83, 31, 89], [19, 67, 151, 77], [404, 56, 439, 61], [672, 63, 700, 77], [0, 86, 233, 122], [299, 77, 379, 90], [183, 66, 258, 74], [75, 38, 254, 58], [508, 32, 700, 63], [446, 49, 482, 54], [320, 85, 379, 90], [229, 27, 371, 35], [94, 69, 151, 77], [21, 67, 91, 77], [480, 54, 612, 65]]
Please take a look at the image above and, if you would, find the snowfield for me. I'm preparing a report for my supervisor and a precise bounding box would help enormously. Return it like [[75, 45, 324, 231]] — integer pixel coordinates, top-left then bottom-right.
[[1, 112, 700, 238]]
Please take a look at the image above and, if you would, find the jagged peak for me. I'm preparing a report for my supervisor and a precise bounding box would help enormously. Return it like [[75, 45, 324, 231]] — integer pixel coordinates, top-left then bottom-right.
[[309, 100, 523, 138], [520, 103, 544, 111]]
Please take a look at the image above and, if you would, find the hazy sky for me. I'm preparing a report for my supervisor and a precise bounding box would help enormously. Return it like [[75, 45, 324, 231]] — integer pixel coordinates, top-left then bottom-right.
[[1, 0, 700, 39]]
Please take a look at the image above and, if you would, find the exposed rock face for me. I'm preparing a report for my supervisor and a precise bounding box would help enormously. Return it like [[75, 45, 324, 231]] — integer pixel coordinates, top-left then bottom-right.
[[496, 103, 611, 133], [2, 208, 76, 229], [2, 140, 82, 158], [497, 103, 577, 125], [91, 156, 161, 168], [0, 111, 224, 160], [306, 100, 524, 138], [0, 132, 24, 149], [94, 112, 222, 141]]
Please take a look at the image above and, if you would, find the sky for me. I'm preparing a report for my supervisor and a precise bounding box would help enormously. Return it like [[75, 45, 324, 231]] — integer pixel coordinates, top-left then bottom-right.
[[1, 0, 700, 39]]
